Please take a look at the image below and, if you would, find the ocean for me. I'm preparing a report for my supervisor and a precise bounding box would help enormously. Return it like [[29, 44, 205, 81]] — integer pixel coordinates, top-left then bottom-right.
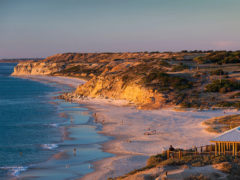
[[0, 63, 112, 179]]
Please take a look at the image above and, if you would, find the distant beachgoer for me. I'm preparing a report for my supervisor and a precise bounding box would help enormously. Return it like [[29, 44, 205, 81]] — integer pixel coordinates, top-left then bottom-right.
[[73, 148, 77, 156], [169, 145, 175, 151]]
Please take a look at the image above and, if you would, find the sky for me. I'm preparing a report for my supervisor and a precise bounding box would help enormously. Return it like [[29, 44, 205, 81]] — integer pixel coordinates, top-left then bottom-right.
[[0, 0, 240, 58]]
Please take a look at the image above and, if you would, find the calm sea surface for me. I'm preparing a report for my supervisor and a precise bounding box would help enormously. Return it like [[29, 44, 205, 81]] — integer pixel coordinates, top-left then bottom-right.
[[0, 63, 112, 180]]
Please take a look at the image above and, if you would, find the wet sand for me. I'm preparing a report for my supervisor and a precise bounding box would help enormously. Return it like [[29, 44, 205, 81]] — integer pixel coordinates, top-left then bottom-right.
[[75, 98, 239, 180]]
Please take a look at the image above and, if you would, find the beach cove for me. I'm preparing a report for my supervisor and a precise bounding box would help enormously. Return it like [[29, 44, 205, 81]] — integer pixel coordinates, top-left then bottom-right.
[[6, 66, 240, 180], [0, 64, 112, 180], [27, 75, 240, 179]]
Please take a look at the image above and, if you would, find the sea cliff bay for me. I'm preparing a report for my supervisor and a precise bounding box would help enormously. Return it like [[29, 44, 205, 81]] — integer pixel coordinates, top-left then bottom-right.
[[8, 51, 240, 179]]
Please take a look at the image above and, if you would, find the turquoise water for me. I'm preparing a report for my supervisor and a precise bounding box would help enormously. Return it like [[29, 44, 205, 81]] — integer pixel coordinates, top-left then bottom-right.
[[0, 63, 112, 179]]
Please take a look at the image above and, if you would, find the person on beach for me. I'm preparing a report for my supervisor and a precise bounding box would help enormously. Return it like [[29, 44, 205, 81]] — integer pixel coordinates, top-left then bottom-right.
[[73, 148, 77, 156], [169, 145, 175, 151]]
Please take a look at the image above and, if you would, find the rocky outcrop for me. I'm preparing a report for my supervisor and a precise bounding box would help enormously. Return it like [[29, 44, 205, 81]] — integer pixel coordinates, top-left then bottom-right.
[[11, 52, 202, 109], [11, 61, 65, 76], [75, 74, 166, 109]]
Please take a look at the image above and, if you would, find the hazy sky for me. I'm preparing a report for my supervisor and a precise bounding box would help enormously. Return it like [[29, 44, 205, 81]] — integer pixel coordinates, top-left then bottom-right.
[[1, 0, 240, 58]]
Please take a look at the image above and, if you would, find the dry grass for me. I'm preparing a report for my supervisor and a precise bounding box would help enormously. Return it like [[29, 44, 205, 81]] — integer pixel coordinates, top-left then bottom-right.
[[203, 114, 240, 133]]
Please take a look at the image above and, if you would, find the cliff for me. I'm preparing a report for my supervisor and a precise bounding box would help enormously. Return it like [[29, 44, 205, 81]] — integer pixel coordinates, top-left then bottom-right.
[[11, 52, 185, 76], [11, 51, 240, 109], [11, 61, 65, 75], [75, 73, 166, 109]]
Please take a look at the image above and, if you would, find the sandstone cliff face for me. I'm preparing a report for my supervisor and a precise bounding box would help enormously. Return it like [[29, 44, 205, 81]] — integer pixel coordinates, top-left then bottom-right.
[[11, 61, 64, 76], [75, 73, 166, 109], [11, 52, 201, 109]]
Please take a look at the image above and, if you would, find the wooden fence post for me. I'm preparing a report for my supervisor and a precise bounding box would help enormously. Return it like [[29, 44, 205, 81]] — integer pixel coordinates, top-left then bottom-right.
[[215, 143, 217, 156], [178, 151, 181, 159]]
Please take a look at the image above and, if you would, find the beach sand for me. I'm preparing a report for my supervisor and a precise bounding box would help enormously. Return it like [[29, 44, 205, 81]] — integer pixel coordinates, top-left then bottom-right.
[[11, 75, 86, 88], [75, 98, 239, 180], [13, 75, 239, 180]]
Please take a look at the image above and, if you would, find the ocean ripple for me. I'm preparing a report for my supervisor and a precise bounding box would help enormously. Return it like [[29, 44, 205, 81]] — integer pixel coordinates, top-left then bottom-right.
[[0, 166, 28, 176], [41, 144, 58, 150]]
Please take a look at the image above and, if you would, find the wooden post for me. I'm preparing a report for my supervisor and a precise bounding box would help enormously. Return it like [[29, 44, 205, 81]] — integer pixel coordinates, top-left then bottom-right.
[[218, 142, 221, 155], [167, 150, 170, 159], [233, 143, 235, 156], [221, 143, 223, 155], [235, 143, 238, 156], [215, 143, 217, 156], [224, 143, 226, 155], [178, 151, 181, 159]]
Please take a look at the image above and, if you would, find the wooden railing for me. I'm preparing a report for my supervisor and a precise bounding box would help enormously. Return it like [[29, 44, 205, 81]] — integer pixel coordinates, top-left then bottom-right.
[[166, 144, 239, 159]]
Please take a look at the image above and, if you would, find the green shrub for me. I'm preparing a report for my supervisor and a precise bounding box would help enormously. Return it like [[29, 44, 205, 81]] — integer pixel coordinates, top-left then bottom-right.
[[194, 51, 240, 64], [205, 79, 240, 93], [147, 153, 166, 166], [230, 92, 240, 99], [215, 101, 234, 107], [160, 158, 184, 166], [210, 69, 227, 76], [158, 60, 171, 67], [143, 72, 192, 92], [172, 63, 189, 72]]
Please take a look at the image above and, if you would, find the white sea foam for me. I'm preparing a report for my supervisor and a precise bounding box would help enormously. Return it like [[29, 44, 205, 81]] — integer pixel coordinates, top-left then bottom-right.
[[44, 123, 60, 127], [49, 123, 59, 127], [0, 166, 28, 176], [41, 144, 58, 150]]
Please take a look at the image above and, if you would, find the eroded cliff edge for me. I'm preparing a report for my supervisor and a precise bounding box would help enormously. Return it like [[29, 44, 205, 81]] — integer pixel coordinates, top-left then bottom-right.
[[12, 51, 240, 109]]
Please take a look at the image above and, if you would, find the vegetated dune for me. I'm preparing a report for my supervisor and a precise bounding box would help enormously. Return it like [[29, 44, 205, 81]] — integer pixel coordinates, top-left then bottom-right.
[[12, 51, 240, 109], [203, 114, 240, 133]]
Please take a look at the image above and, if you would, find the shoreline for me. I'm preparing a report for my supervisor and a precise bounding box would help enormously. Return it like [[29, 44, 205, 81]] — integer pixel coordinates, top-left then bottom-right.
[[9, 75, 112, 179], [72, 97, 240, 180], [11, 75, 86, 88], [12, 75, 240, 180]]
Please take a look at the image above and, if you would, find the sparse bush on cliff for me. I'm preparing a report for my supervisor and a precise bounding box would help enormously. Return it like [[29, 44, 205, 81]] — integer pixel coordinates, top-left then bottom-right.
[[205, 79, 240, 93], [215, 101, 240, 109], [158, 60, 171, 67], [143, 71, 192, 92], [171, 63, 189, 72], [203, 114, 240, 133], [230, 92, 240, 99], [55, 65, 104, 78], [210, 69, 227, 76], [194, 51, 240, 64]]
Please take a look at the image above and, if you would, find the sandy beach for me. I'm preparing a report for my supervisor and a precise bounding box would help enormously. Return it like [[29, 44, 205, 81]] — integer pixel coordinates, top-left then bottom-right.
[[13, 75, 240, 180], [73, 98, 239, 180], [11, 75, 86, 88]]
